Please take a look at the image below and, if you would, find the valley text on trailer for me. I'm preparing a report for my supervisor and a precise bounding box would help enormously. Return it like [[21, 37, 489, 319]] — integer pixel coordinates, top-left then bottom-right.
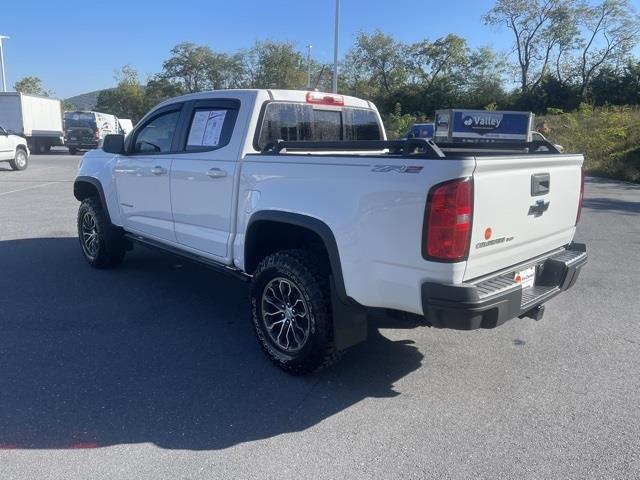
[[435, 109, 535, 147]]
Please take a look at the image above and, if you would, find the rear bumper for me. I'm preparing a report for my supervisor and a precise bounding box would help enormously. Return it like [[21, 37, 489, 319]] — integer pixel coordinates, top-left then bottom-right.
[[422, 243, 587, 330]]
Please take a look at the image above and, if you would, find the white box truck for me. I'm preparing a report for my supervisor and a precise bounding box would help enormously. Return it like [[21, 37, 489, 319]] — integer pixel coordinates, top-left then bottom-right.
[[0, 92, 64, 154]]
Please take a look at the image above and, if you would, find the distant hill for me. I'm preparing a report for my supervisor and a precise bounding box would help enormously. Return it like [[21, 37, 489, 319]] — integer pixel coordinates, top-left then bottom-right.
[[65, 89, 111, 110]]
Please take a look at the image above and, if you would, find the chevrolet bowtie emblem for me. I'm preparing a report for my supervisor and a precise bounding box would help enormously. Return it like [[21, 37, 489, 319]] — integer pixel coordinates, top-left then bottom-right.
[[528, 199, 550, 217]]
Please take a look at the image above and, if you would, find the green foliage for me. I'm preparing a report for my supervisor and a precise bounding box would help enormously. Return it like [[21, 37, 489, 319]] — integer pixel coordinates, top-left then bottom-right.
[[242, 40, 307, 89], [13, 76, 53, 96], [543, 104, 640, 181], [95, 66, 145, 122], [383, 103, 421, 139], [62, 100, 76, 111]]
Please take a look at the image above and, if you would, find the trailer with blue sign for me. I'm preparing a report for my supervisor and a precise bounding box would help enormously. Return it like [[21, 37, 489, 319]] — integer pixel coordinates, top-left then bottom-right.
[[434, 109, 535, 148], [404, 122, 435, 140]]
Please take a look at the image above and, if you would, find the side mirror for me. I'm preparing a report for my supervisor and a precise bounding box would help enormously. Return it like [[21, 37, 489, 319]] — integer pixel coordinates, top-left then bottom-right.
[[103, 134, 125, 154]]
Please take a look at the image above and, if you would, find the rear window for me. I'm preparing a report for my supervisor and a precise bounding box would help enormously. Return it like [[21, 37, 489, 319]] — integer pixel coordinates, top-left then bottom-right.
[[256, 102, 382, 150], [64, 112, 96, 129]]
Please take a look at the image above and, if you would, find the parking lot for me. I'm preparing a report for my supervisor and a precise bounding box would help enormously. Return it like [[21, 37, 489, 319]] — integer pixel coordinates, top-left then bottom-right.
[[0, 153, 638, 479]]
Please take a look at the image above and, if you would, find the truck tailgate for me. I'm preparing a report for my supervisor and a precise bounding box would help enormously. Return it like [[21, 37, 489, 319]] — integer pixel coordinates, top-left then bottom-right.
[[465, 154, 584, 281]]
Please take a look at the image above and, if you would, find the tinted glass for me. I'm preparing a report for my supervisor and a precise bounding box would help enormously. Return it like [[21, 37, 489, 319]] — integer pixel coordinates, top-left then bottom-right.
[[184, 107, 237, 151], [133, 111, 180, 154], [344, 108, 382, 141], [257, 102, 382, 149], [313, 109, 342, 141], [65, 112, 97, 129], [258, 103, 312, 148]]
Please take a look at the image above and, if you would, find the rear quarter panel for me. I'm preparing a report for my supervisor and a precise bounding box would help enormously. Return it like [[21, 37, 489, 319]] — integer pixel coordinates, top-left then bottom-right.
[[236, 154, 475, 314]]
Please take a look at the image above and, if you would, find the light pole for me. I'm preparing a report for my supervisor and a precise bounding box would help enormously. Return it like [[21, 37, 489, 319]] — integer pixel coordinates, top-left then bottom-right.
[[306, 44, 312, 89], [0, 35, 9, 93], [332, 0, 340, 93]]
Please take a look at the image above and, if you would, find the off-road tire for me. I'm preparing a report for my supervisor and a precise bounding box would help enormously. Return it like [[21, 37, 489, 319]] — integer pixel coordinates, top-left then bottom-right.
[[77, 197, 126, 268], [9, 148, 28, 171], [251, 249, 341, 375]]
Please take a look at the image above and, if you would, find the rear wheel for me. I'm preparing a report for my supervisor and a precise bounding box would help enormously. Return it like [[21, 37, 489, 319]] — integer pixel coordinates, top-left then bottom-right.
[[77, 197, 126, 268], [9, 149, 28, 171], [251, 249, 340, 375]]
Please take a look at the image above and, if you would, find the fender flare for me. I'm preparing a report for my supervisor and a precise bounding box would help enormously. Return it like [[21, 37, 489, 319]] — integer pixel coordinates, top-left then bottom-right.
[[246, 210, 348, 302], [73, 176, 114, 225]]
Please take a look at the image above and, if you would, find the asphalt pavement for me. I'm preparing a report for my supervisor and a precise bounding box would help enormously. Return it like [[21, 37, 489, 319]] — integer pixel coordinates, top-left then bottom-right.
[[0, 153, 638, 479]]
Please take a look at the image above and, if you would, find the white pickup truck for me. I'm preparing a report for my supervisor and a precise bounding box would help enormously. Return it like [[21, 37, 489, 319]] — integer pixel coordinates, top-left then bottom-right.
[[0, 124, 29, 170], [73, 89, 587, 374]]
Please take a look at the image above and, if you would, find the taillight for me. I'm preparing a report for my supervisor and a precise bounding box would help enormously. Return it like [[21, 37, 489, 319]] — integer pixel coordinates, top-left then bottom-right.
[[576, 168, 585, 224], [94, 129, 100, 140], [423, 178, 473, 262], [306, 91, 344, 106]]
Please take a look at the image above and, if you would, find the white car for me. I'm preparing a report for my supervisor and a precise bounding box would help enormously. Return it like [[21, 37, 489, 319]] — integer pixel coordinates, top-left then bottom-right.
[[0, 125, 29, 170], [73, 89, 587, 374]]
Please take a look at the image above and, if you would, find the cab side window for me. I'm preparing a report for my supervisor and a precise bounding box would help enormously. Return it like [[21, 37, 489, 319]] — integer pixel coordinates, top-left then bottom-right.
[[185, 107, 237, 152], [132, 110, 181, 154]]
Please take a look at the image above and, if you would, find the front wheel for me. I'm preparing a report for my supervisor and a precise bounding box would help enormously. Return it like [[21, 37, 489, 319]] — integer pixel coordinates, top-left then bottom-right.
[[9, 149, 28, 171], [251, 249, 341, 375], [68, 148, 78, 155], [77, 197, 126, 268]]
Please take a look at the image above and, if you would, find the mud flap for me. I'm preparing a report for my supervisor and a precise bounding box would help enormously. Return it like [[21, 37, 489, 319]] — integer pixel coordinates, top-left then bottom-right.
[[330, 276, 368, 350]]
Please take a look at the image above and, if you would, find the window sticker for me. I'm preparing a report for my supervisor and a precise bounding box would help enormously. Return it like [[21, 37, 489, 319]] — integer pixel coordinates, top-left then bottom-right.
[[187, 110, 227, 147]]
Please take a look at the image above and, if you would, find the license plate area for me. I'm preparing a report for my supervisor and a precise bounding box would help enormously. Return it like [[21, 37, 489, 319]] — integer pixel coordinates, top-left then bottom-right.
[[514, 266, 536, 289]]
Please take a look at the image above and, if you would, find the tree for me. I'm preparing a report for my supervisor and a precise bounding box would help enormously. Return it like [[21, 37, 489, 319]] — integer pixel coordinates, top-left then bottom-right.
[[161, 42, 217, 93], [575, 0, 640, 98], [95, 65, 145, 122], [484, 0, 579, 92], [343, 30, 408, 99], [463, 46, 509, 108], [13, 76, 53, 96], [143, 75, 184, 112], [241, 40, 306, 89], [408, 34, 469, 93], [205, 52, 245, 89]]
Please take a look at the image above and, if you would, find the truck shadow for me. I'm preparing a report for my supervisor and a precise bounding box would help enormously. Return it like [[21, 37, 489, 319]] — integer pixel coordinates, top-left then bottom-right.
[[0, 237, 423, 451]]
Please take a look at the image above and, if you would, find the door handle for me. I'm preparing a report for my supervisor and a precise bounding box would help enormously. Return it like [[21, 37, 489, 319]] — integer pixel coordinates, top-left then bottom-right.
[[206, 168, 227, 179], [151, 166, 167, 175]]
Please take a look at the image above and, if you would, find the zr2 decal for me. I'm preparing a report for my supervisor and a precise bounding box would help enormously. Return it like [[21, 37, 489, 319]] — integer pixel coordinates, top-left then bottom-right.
[[372, 165, 424, 174]]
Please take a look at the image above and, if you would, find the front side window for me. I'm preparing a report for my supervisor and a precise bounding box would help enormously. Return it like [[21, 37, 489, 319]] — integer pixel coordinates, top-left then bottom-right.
[[133, 110, 180, 154]]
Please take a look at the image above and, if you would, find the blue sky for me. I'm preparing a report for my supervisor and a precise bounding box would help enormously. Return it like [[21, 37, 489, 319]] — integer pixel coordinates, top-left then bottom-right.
[[0, 0, 635, 98]]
